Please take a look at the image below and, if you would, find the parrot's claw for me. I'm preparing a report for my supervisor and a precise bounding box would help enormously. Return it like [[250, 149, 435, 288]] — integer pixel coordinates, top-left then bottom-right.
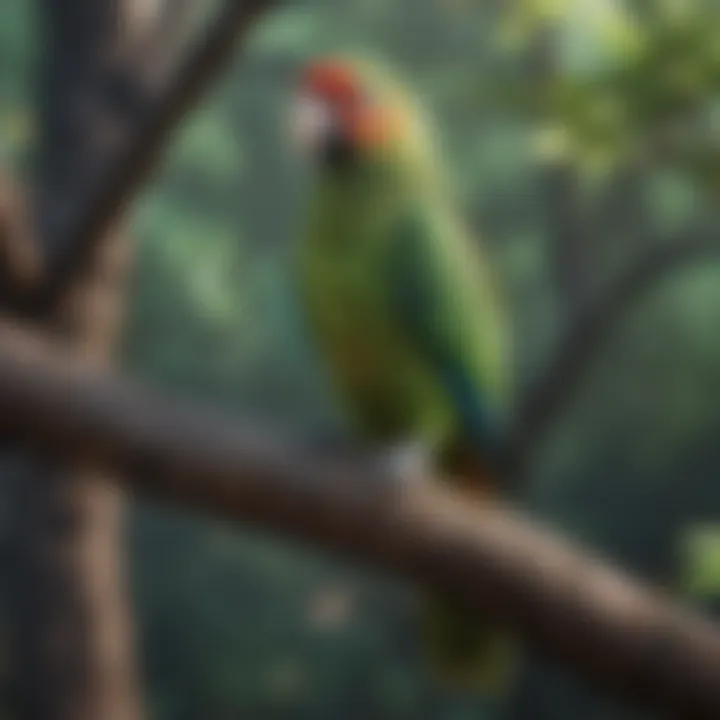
[[377, 440, 433, 486]]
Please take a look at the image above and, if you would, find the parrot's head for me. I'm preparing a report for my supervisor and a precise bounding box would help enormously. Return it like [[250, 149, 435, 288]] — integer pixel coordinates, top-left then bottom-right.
[[290, 55, 436, 174]]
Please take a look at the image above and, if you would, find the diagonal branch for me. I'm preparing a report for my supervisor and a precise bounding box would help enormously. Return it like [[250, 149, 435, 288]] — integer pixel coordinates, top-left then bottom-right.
[[543, 161, 595, 310], [27, 0, 275, 315], [0, 323, 719, 718], [132, 0, 200, 84], [513, 228, 720, 462]]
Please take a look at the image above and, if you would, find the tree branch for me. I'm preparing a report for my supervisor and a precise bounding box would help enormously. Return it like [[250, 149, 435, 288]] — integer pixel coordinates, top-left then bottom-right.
[[514, 230, 720, 461], [0, 324, 718, 718], [0, 176, 43, 308], [27, 0, 275, 315], [131, 0, 200, 85], [543, 162, 595, 310]]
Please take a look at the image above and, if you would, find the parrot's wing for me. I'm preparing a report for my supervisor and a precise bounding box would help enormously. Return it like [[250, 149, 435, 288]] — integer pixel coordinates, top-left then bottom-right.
[[389, 212, 508, 462]]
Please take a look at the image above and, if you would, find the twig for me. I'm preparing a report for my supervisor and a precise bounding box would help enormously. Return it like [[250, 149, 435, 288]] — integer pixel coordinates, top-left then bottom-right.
[[514, 228, 720, 462]]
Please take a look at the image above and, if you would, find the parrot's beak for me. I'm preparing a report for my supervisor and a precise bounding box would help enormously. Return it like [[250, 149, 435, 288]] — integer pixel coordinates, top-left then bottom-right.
[[289, 92, 335, 161]]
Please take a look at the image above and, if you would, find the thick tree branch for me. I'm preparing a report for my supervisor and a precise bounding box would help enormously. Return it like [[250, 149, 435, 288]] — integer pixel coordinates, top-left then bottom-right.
[[0, 325, 718, 718], [514, 230, 720, 461], [25, 0, 275, 315]]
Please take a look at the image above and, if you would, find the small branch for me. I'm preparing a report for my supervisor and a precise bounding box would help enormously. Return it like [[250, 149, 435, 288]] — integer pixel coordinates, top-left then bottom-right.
[[0, 324, 718, 717], [31, 0, 275, 314], [0, 176, 43, 307], [543, 162, 594, 310], [514, 229, 720, 461], [131, 0, 199, 85]]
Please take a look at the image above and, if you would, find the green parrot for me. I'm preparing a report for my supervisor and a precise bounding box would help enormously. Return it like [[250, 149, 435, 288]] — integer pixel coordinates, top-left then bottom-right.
[[290, 55, 516, 694]]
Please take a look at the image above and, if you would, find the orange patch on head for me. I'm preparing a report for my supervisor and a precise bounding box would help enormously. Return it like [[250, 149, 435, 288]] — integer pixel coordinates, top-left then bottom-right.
[[352, 106, 398, 150]]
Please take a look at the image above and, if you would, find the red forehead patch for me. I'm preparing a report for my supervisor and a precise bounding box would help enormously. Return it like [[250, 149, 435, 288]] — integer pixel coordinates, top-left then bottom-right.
[[302, 60, 362, 106]]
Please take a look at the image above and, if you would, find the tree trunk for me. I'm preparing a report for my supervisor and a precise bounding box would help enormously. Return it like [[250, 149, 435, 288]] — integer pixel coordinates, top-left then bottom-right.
[[8, 2, 156, 718]]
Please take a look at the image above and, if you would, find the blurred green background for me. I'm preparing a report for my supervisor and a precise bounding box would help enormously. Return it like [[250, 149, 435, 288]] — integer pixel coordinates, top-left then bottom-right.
[[2, 0, 720, 718]]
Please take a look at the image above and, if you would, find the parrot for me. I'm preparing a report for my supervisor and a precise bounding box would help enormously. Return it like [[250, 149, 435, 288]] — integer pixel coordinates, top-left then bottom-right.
[[290, 55, 517, 695]]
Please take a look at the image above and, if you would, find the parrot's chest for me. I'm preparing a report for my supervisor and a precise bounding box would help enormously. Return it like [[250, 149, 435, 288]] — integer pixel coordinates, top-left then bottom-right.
[[302, 242, 450, 440], [306, 244, 399, 381], [299, 183, 457, 439]]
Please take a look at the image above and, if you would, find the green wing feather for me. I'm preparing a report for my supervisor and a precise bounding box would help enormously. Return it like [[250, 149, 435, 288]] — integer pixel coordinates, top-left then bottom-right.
[[388, 208, 510, 467], [387, 209, 519, 695]]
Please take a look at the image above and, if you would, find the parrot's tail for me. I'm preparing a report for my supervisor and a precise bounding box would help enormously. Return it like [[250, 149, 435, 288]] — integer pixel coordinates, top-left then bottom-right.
[[425, 445, 518, 693], [422, 596, 519, 696]]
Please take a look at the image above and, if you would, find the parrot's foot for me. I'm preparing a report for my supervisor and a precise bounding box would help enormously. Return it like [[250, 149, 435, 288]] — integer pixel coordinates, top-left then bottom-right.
[[377, 440, 434, 486]]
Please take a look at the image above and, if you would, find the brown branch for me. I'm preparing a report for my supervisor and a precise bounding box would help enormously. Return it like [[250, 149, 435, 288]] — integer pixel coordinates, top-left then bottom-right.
[[513, 230, 720, 462], [132, 0, 200, 85], [29, 0, 275, 315], [0, 324, 719, 718], [0, 176, 43, 307]]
